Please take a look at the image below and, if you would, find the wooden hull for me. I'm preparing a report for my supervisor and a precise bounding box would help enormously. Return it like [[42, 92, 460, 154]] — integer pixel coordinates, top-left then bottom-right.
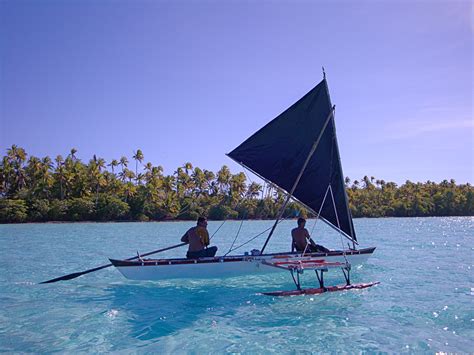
[[109, 247, 375, 281]]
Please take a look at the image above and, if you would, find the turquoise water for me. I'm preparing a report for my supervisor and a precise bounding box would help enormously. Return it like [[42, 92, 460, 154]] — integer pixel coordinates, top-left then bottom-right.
[[0, 217, 472, 353]]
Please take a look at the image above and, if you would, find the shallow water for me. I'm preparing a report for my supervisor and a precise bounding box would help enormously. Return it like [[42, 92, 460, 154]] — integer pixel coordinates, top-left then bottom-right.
[[0, 217, 473, 353]]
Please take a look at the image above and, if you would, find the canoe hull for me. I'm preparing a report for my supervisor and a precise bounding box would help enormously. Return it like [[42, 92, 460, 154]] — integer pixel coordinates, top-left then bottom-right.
[[109, 247, 375, 281]]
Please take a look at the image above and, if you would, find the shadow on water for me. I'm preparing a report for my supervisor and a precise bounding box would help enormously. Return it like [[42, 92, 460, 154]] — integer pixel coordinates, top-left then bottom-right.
[[71, 269, 374, 343], [88, 278, 274, 340]]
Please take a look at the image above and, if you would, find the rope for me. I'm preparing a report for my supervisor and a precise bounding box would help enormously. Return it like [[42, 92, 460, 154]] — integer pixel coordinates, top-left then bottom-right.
[[303, 184, 331, 255], [224, 219, 244, 256], [242, 167, 254, 185], [227, 217, 288, 254], [209, 220, 226, 241], [212, 165, 263, 251], [328, 184, 349, 264], [174, 203, 191, 218]]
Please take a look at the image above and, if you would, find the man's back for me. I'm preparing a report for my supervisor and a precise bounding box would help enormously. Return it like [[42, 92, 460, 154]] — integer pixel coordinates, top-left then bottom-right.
[[292, 227, 309, 251], [182, 226, 204, 252]]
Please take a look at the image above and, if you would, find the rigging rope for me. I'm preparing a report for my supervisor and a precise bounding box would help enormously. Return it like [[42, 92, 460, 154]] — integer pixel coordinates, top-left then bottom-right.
[[224, 219, 245, 256], [175, 203, 191, 218], [209, 220, 226, 241], [227, 217, 288, 254], [328, 184, 349, 264], [208, 167, 251, 249], [304, 184, 331, 255]]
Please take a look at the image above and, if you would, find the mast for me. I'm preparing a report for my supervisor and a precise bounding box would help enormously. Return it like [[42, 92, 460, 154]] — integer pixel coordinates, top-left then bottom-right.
[[260, 105, 335, 254]]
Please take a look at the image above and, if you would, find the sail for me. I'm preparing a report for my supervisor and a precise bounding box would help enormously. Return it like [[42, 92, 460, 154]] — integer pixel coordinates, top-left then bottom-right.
[[227, 79, 356, 241]]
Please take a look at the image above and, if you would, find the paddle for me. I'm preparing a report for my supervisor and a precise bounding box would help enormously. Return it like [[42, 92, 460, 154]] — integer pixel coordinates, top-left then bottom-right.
[[39, 242, 187, 284]]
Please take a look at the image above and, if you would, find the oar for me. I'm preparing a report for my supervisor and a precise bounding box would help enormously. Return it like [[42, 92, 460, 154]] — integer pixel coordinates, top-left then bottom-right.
[[39, 242, 187, 284]]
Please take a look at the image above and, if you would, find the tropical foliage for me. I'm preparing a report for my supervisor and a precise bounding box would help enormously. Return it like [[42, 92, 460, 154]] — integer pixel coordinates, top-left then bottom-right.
[[0, 146, 472, 223]]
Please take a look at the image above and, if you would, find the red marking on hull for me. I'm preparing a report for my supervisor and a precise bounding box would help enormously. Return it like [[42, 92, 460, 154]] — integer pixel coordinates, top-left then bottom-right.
[[262, 282, 380, 297], [273, 259, 326, 265]]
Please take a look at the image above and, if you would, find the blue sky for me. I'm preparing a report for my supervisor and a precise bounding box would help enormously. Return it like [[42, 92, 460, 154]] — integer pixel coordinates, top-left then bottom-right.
[[1, 0, 472, 184]]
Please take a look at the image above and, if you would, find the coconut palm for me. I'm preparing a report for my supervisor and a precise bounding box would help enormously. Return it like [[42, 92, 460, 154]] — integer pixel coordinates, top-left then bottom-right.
[[230, 172, 247, 203], [108, 159, 119, 174], [119, 157, 128, 182], [132, 150, 144, 183], [69, 148, 77, 161], [54, 155, 66, 199], [216, 165, 231, 196], [246, 181, 262, 199], [344, 176, 351, 187]]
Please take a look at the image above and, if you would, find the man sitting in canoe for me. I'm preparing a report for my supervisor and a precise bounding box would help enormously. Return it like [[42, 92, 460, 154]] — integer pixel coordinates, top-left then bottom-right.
[[291, 217, 330, 253], [181, 216, 218, 259]]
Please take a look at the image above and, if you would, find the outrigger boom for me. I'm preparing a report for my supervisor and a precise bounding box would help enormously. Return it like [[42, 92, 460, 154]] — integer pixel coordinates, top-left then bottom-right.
[[261, 259, 379, 297]]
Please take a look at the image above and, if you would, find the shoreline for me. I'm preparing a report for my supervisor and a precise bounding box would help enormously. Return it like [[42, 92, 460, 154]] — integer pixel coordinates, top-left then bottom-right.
[[1, 215, 472, 225]]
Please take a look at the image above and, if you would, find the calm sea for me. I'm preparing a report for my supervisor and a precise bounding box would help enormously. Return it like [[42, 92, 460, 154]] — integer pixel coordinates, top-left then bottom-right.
[[0, 217, 472, 353]]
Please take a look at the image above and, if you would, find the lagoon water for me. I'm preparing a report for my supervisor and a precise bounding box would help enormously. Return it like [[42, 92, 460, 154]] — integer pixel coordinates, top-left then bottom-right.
[[0, 217, 473, 353]]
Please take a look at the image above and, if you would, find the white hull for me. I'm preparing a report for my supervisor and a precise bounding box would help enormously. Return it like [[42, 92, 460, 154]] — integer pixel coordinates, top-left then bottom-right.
[[110, 248, 375, 281]]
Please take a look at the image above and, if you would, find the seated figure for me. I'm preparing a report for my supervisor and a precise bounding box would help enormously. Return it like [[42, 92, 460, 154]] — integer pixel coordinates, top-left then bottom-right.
[[181, 216, 218, 259], [291, 217, 330, 253]]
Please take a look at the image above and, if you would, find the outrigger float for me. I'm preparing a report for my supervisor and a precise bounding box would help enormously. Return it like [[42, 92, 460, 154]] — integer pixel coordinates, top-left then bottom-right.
[[108, 71, 378, 295]]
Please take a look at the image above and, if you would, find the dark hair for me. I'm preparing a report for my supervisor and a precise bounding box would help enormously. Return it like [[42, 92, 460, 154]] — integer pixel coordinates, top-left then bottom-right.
[[197, 216, 207, 224], [297, 217, 306, 225]]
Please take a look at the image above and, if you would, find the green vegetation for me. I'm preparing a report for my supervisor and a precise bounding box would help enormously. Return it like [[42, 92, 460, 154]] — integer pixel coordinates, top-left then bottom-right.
[[0, 145, 472, 223]]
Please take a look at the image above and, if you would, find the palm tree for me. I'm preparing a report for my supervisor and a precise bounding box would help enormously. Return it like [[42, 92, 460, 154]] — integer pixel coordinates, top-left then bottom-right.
[[119, 156, 128, 182], [362, 176, 372, 189], [216, 165, 231, 196], [230, 172, 247, 204], [119, 156, 128, 170], [0, 157, 9, 196], [55, 155, 65, 199], [37, 156, 53, 198], [184, 162, 193, 175], [123, 181, 137, 202], [6, 145, 27, 194], [162, 175, 176, 197], [246, 181, 262, 199], [344, 176, 351, 187], [96, 157, 106, 173], [191, 167, 206, 197], [108, 159, 119, 174], [352, 180, 359, 190], [7, 145, 27, 165], [132, 150, 144, 183], [69, 148, 77, 161], [204, 170, 216, 195], [124, 168, 135, 183], [181, 163, 195, 197]]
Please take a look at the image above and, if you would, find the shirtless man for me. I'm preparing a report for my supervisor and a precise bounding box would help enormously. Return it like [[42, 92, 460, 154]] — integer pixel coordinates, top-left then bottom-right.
[[291, 217, 329, 253], [181, 216, 218, 259]]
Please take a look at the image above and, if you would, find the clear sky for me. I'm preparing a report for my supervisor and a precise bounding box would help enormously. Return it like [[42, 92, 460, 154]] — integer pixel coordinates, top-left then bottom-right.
[[1, 0, 472, 184]]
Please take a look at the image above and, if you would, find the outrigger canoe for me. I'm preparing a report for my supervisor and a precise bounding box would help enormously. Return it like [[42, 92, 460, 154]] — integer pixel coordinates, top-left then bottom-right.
[[108, 73, 378, 295]]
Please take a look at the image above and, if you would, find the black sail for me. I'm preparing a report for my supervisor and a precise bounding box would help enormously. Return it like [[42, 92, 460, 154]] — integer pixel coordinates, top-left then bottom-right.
[[227, 79, 356, 241]]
